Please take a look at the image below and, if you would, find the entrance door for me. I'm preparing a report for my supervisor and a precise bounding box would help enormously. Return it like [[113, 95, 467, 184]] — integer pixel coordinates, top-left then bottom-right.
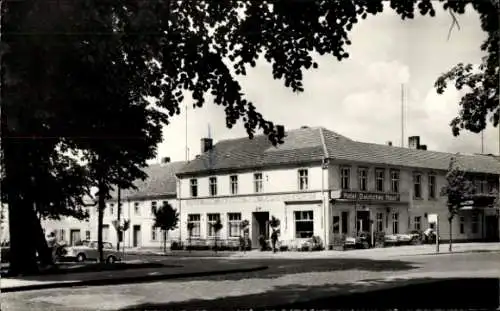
[[133, 225, 141, 247], [252, 212, 269, 248], [70, 229, 81, 246], [485, 215, 499, 242], [356, 211, 370, 233]]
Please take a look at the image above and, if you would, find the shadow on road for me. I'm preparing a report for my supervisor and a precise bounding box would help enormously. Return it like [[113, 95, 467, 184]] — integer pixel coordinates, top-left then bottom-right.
[[167, 258, 418, 282], [119, 277, 500, 310]]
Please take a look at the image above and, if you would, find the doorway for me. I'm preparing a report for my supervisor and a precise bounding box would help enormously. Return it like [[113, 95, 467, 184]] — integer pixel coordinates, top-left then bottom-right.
[[356, 211, 370, 233], [252, 212, 269, 248], [70, 229, 81, 246], [133, 225, 141, 247], [485, 215, 499, 242]]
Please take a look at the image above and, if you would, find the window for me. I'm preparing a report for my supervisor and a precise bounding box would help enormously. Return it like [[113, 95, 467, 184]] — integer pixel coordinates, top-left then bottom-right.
[[230, 175, 238, 195], [85, 230, 91, 241], [190, 179, 198, 197], [332, 216, 340, 234], [429, 222, 436, 230], [209, 177, 218, 196], [295, 211, 314, 238], [341, 211, 349, 234], [103, 242, 113, 249], [480, 180, 488, 194], [390, 170, 400, 193], [414, 216, 422, 230], [134, 202, 140, 215], [376, 213, 384, 232], [375, 169, 385, 192], [228, 213, 241, 237], [340, 167, 350, 190], [392, 213, 399, 234], [207, 213, 220, 237], [151, 201, 157, 216], [298, 169, 309, 191], [413, 173, 422, 199], [109, 204, 115, 216], [358, 168, 368, 191], [459, 216, 465, 234], [472, 213, 479, 234], [151, 226, 158, 241], [59, 229, 66, 241], [428, 174, 436, 199], [254, 173, 263, 193], [187, 214, 201, 237]]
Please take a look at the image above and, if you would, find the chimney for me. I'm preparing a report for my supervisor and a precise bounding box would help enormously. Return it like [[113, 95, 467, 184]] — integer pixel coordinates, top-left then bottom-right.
[[386, 141, 393, 146], [201, 138, 213, 153], [418, 145, 427, 151], [408, 136, 420, 149], [161, 157, 171, 164]]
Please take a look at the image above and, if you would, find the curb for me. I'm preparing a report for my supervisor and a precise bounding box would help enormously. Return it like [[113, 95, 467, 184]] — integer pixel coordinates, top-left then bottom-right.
[[396, 249, 500, 258], [1, 265, 268, 293]]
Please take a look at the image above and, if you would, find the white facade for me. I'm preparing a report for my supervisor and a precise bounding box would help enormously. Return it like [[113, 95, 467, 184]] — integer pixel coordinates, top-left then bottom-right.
[[40, 197, 181, 249], [179, 160, 500, 248]]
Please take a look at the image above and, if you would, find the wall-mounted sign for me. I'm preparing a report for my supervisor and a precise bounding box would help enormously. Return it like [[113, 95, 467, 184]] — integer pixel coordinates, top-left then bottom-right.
[[427, 213, 438, 224], [340, 191, 400, 202]]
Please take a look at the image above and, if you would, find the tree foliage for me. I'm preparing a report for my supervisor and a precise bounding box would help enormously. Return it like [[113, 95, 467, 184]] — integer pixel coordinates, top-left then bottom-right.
[[440, 157, 475, 251], [154, 202, 179, 232]]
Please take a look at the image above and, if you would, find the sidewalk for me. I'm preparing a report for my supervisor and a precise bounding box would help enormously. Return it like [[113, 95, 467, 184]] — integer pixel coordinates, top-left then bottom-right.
[[1, 261, 268, 293], [226, 242, 500, 260]]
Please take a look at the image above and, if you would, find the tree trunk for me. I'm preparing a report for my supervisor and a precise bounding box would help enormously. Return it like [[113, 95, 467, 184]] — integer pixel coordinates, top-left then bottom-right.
[[8, 197, 39, 276], [449, 218, 453, 252], [163, 230, 167, 253], [97, 180, 105, 263], [32, 209, 53, 266], [116, 186, 121, 252]]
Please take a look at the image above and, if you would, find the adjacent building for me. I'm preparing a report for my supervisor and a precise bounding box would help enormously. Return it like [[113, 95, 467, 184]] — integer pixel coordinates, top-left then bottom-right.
[[41, 159, 186, 249], [177, 126, 500, 249]]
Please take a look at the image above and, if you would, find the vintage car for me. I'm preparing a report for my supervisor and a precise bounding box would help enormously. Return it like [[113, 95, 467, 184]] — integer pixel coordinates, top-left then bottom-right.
[[61, 240, 122, 263]]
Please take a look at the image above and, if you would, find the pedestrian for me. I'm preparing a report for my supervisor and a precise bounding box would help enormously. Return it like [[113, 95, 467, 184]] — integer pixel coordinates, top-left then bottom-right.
[[271, 230, 279, 253]]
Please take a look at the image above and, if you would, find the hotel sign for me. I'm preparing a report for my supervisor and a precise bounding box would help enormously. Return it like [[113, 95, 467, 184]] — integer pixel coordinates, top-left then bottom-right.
[[340, 191, 400, 202]]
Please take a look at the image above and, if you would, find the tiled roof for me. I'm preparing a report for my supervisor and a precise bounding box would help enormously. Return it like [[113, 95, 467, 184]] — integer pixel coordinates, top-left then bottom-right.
[[109, 161, 187, 201], [177, 127, 500, 176]]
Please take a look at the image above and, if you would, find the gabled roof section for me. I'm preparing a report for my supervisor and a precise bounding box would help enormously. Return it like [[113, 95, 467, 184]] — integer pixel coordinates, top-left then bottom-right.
[[176, 126, 500, 176], [109, 161, 187, 201]]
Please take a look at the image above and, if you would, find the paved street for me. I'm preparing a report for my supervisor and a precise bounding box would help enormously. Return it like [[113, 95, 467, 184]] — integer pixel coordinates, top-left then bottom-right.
[[1, 251, 499, 310]]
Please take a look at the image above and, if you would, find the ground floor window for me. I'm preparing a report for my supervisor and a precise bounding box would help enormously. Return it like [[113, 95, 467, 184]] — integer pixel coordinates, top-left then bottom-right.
[[207, 213, 220, 237], [471, 213, 479, 234], [376, 213, 384, 232], [459, 216, 465, 234], [228, 213, 241, 237], [392, 213, 399, 234], [151, 226, 158, 241], [295, 211, 314, 238], [188, 214, 201, 237], [414, 216, 422, 231], [332, 216, 340, 234], [341, 211, 349, 234]]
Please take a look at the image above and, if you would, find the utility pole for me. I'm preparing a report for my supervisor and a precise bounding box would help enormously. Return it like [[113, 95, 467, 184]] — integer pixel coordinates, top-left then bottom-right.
[[401, 84, 405, 148], [116, 186, 121, 251]]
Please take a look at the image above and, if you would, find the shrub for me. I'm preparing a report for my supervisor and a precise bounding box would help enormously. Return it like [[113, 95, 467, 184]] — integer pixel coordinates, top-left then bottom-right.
[[374, 231, 385, 248], [258, 235, 270, 251], [239, 236, 252, 251], [170, 241, 183, 250]]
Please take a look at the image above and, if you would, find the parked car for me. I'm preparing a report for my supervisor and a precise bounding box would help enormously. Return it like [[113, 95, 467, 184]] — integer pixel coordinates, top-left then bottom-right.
[[61, 240, 122, 263], [344, 232, 371, 249]]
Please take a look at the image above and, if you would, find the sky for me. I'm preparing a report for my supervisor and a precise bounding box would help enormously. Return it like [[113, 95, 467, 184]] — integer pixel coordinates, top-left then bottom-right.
[[154, 5, 498, 164]]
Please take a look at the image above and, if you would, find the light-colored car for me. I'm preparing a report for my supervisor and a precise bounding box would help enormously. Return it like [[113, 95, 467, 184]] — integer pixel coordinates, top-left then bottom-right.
[[62, 240, 122, 263]]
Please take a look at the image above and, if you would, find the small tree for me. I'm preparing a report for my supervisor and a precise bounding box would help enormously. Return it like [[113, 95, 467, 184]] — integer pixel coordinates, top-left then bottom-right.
[[269, 216, 281, 253], [153, 202, 179, 253], [187, 222, 195, 252], [112, 219, 130, 252], [240, 219, 250, 252], [212, 219, 223, 253], [440, 157, 474, 252]]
